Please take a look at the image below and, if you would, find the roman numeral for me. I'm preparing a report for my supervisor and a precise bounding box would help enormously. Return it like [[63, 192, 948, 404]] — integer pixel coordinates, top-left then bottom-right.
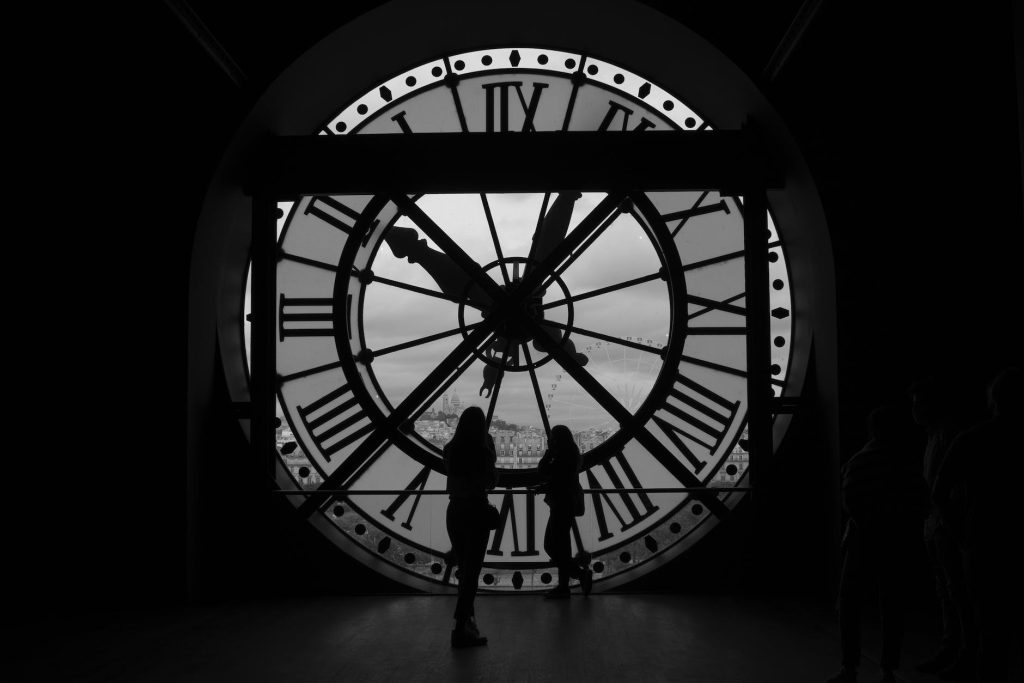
[[279, 295, 333, 340], [652, 373, 740, 470], [391, 111, 413, 134], [296, 383, 375, 461], [597, 100, 656, 132], [380, 464, 430, 530], [586, 451, 659, 541], [486, 490, 539, 556], [481, 81, 548, 132], [304, 195, 362, 234]]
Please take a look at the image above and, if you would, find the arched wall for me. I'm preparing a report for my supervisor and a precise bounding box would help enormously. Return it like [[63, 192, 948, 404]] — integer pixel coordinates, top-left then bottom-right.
[[187, 0, 839, 596]]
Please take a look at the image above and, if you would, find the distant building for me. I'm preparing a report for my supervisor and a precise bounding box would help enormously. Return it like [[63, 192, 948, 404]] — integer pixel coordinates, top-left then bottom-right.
[[450, 390, 462, 413]]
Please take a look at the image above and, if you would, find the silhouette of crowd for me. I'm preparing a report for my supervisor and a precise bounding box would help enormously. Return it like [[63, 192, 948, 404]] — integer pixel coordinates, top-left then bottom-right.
[[828, 367, 1023, 683]]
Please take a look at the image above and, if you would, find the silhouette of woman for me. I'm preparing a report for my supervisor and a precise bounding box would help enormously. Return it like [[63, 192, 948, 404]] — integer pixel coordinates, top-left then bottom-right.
[[538, 424, 592, 599], [444, 406, 497, 647]]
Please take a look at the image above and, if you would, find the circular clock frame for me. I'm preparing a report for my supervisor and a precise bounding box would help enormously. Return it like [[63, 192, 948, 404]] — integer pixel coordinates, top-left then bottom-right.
[[189, 0, 835, 594]]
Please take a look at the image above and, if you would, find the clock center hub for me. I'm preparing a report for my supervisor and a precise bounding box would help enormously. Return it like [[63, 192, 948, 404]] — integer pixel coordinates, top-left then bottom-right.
[[457, 256, 577, 373]]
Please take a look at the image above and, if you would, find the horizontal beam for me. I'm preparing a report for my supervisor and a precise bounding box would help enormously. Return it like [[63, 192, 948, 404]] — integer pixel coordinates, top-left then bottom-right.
[[252, 131, 782, 196], [273, 487, 752, 495]]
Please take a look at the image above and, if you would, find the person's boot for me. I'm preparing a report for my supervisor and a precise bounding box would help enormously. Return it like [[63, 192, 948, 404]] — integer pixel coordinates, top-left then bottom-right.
[[451, 618, 487, 648], [826, 667, 857, 683], [544, 585, 570, 600], [935, 656, 973, 681], [580, 568, 593, 596], [918, 644, 959, 673]]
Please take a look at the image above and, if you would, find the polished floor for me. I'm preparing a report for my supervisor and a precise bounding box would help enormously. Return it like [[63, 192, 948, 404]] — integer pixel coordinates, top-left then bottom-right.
[[18, 593, 1005, 682]]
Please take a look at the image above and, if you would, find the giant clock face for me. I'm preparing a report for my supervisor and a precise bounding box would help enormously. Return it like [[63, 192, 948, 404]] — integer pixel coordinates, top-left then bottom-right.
[[249, 46, 795, 592]]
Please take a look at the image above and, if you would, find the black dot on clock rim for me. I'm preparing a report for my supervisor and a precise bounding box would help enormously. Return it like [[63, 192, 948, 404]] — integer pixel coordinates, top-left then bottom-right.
[[771, 363, 782, 375], [593, 561, 605, 573], [297, 466, 310, 478], [274, 207, 284, 219], [692, 504, 705, 516], [773, 279, 785, 290], [565, 58, 576, 69], [454, 59, 465, 71], [334, 122, 347, 133], [332, 504, 345, 517], [663, 100, 675, 111], [405, 76, 416, 86], [774, 336, 787, 347], [670, 522, 682, 533], [430, 562, 442, 574], [684, 117, 697, 128], [540, 572, 552, 584], [587, 64, 598, 75], [769, 251, 780, 263], [354, 523, 366, 535], [538, 54, 549, 65], [614, 73, 625, 84], [619, 551, 632, 564], [483, 573, 495, 585], [404, 553, 415, 564], [726, 464, 738, 476], [431, 66, 443, 77], [481, 55, 492, 66], [357, 104, 368, 115]]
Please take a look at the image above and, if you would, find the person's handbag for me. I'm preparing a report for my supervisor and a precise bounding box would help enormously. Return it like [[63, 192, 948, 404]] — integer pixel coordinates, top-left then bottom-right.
[[483, 502, 501, 530], [573, 481, 586, 517]]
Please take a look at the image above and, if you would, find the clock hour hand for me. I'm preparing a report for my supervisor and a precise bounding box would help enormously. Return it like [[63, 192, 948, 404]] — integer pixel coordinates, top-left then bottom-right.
[[526, 192, 588, 365], [386, 226, 491, 309]]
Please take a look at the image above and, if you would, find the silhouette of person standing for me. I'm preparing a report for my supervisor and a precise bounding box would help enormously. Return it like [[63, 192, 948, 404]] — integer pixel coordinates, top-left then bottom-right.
[[829, 406, 929, 683], [910, 378, 975, 677], [933, 367, 1023, 682], [537, 425, 592, 599], [444, 406, 497, 648]]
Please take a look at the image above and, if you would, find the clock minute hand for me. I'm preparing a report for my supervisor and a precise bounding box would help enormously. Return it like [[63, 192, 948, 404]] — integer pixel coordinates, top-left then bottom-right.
[[527, 191, 582, 277], [386, 226, 491, 309]]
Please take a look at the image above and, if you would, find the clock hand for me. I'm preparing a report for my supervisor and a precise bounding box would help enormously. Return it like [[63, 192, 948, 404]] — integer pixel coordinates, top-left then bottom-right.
[[523, 192, 589, 365], [526, 191, 581, 281], [386, 226, 492, 309]]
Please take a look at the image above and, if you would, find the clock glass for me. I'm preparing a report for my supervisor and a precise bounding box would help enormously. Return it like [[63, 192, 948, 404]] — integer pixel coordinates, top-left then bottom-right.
[[243, 46, 795, 592]]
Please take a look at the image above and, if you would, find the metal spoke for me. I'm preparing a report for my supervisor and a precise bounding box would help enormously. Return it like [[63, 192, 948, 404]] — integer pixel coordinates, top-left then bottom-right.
[[374, 323, 483, 358], [521, 343, 551, 439], [479, 193, 510, 286], [541, 271, 663, 310], [280, 251, 337, 273], [682, 240, 780, 273], [543, 321, 662, 356], [279, 360, 344, 384], [680, 354, 785, 388], [687, 293, 746, 319], [409, 342, 490, 424], [372, 274, 486, 309]]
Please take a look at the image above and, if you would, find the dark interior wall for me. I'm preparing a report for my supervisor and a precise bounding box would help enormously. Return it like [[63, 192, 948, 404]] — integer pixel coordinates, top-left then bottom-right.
[[16, 0, 1021, 614]]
